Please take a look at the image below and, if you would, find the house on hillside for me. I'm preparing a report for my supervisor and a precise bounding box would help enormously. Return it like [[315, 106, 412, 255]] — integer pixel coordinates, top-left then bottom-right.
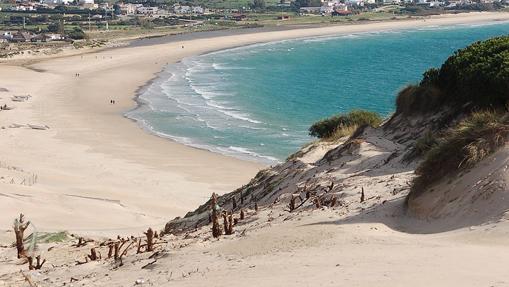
[[79, 0, 98, 9], [2, 31, 14, 41], [10, 31, 33, 42], [41, 0, 72, 5], [12, 3, 36, 11], [136, 6, 159, 15], [30, 33, 63, 42], [346, 0, 366, 7], [118, 3, 136, 15], [173, 5, 191, 14], [192, 6, 204, 14], [299, 6, 322, 14], [320, 5, 334, 13], [232, 14, 247, 21]]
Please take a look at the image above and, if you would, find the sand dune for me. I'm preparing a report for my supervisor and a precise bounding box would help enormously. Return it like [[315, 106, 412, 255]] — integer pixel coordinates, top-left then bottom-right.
[[1, 11, 509, 235], [1, 11, 509, 287]]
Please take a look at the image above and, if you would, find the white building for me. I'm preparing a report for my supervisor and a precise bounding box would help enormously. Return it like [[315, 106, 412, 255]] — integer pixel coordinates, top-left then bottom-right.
[[118, 3, 136, 15], [41, 0, 73, 5], [2, 31, 13, 40], [136, 6, 159, 15], [80, 0, 98, 9], [192, 6, 204, 14], [383, 0, 402, 4], [173, 5, 191, 14], [320, 5, 333, 13]]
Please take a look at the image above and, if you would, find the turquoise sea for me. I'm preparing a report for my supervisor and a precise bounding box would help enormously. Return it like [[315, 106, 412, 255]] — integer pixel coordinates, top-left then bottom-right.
[[126, 21, 509, 164]]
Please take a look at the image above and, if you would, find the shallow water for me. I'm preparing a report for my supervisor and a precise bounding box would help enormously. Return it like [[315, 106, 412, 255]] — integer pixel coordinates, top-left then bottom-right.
[[126, 21, 509, 164]]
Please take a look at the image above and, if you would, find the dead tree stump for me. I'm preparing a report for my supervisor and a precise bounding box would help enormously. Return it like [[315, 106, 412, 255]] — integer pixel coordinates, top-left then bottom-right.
[[108, 244, 114, 258], [144, 228, 155, 252], [27, 255, 46, 270], [13, 214, 30, 259], [222, 212, 234, 235], [210, 193, 222, 238], [114, 242, 120, 260], [87, 248, 99, 261]]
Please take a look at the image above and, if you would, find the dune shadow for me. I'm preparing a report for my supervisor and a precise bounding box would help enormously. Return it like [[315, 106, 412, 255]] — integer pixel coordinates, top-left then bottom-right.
[[302, 195, 505, 234]]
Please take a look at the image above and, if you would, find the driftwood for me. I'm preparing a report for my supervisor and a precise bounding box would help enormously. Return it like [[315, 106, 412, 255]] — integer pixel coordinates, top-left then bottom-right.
[[20, 271, 37, 287], [330, 196, 337, 207], [222, 212, 234, 235], [108, 243, 114, 259], [136, 228, 160, 253], [74, 237, 92, 248], [289, 195, 297, 211], [114, 242, 120, 260], [314, 197, 322, 208], [13, 214, 30, 258], [27, 255, 46, 270], [87, 248, 100, 261], [136, 238, 143, 254], [360, 187, 365, 203], [144, 228, 155, 252], [141, 259, 157, 269]]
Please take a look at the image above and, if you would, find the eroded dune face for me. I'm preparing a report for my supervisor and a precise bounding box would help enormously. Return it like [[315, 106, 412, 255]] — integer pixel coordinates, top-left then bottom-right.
[[407, 147, 509, 227]]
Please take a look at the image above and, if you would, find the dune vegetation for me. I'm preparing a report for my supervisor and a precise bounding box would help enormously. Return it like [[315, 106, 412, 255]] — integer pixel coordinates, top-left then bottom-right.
[[401, 35, 509, 199], [308, 109, 382, 141], [397, 35, 509, 115]]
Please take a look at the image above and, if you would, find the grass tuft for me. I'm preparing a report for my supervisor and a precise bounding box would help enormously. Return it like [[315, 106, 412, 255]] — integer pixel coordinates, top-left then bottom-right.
[[309, 110, 382, 140], [409, 110, 509, 198]]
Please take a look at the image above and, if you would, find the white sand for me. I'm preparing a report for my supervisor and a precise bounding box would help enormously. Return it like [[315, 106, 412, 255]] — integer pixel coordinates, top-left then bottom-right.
[[1, 11, 509, 237], [1, 12, 509, 287]]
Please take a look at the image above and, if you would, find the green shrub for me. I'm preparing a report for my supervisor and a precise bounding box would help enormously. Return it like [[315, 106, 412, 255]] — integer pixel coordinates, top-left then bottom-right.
[[437, 36, 509, 107], [309, 110, 382, 139], [395, 84, 442, 115], [420, 67, 439, 87], [396, 36, 509, 115], [67, 27, 86, 40], [410, 110, 509, 198]]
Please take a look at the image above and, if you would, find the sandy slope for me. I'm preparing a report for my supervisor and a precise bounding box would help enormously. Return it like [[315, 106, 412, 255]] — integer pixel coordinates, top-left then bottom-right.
[[0, 10, 508, 242], [2, 12, 508, 236]]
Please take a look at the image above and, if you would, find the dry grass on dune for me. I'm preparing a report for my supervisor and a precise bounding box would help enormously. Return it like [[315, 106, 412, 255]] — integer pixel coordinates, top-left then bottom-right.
[[409, 110, 509, 200], [308, 110, 383, 141]]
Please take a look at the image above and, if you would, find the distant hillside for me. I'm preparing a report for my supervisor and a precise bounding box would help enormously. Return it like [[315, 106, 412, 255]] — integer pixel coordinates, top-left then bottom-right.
[[165, 35, 509, 234]]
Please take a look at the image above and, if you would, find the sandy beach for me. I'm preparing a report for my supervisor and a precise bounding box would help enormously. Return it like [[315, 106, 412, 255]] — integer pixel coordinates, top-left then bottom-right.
[[1, 11, 509, 237]]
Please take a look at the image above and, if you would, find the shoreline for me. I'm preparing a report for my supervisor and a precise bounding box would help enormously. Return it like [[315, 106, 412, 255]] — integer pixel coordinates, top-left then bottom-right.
[[1, 11, 508, 236], [126, 14, 509, 164]]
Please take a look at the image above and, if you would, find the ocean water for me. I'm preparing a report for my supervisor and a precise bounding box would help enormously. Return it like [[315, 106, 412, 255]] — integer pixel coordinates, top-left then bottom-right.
[[126, 21, 509, 164]]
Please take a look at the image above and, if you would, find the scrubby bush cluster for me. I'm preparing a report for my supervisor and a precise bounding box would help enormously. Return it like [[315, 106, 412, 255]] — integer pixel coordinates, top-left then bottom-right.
[[309, 110, 382, 140], [396, 35, 509, 115], [401, 36, 509, 200], [67, 27, 87, 40]]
